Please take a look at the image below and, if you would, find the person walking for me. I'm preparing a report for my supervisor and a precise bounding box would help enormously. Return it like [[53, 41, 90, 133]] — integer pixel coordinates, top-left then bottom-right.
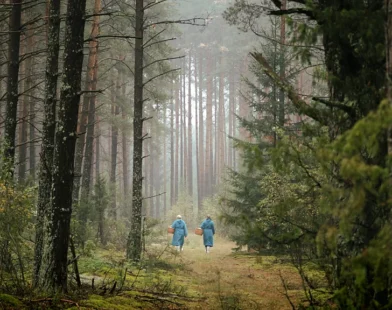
[[200, 215, 215, 253], [171, 215, 188, 251]]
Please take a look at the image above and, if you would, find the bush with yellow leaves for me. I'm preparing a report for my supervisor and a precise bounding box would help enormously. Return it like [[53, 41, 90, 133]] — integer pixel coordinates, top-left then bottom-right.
[[0, 178, 36, 291]]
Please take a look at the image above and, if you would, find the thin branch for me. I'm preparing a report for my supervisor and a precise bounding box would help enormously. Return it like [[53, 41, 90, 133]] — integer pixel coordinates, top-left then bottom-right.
[[143, 28, 165, 47], [143, 55, 184, 70], [141, 116, 153, 122], [84, 35, 140, 42], [143, 191, 166, 200], [144, 0, 167, 10], [144, 18, 206, 30], [143, 68, 180, 87]]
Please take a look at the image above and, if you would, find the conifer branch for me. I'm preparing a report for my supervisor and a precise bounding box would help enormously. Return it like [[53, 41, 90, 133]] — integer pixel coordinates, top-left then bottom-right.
[[250, 52, 326, 124]]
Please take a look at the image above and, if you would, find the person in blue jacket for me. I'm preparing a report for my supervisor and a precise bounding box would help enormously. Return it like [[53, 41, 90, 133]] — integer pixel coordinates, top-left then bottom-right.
[[200, 215, 215, 253], [171, 215, 188, 251]]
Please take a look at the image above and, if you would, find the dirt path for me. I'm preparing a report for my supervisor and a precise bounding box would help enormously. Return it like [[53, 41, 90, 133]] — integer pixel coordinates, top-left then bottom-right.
[[169, 235, 302, 309]]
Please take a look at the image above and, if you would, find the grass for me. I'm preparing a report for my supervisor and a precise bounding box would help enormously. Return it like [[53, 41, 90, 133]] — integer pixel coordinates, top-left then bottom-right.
[[0, 234, 327, 309]]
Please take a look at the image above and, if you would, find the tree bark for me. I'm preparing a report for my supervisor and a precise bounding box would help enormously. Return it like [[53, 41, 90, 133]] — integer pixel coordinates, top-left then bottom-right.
[[179, 73, 184, 189], [110, 78, 120, 218], [205, 50, 213, 196], [228, 72, 234, 168], [43, 0, 87, 292], [279, 0, 286, 127], [170, 78, 175, 205], [198, 50, 204, 204], [33, 0, 60, 288], [73, 0, 101, 204], [127, 0, 144, 261], [187, 52, 193, 197], [29, 32, 36, 180], [163, 104, 167, 216], [194, 54, 200, 212], [174, 78, 179, 202], [122, 74, 129, 198], [4, 0, 22, 169], [218, 52, 225, 182]]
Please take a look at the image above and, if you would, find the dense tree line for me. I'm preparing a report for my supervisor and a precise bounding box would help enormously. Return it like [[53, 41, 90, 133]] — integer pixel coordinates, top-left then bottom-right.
[[1, 0, 391, 308]]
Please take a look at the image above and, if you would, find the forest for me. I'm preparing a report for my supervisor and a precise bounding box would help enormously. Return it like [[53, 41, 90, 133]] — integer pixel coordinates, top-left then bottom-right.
[[0, 0, 392, 309]]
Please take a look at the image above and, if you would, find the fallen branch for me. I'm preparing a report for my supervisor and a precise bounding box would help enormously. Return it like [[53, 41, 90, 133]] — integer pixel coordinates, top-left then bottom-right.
[[135, 294, 183, 306], [31, 298, 80, 309]]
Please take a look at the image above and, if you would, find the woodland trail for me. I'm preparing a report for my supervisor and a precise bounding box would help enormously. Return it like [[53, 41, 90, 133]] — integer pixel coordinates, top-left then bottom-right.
[[167, 235, 303, 310]]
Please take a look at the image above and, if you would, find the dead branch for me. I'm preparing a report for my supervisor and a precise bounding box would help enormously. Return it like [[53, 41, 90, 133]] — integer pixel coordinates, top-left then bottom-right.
[[30, 298, 80, 309]]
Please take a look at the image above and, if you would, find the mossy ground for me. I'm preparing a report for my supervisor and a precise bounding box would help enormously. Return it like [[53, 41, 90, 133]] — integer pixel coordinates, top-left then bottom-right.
[[0, 234, 325, 309]]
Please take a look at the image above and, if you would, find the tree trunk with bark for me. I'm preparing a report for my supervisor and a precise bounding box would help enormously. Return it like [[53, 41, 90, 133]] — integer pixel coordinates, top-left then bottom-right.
[[198, 50, 204, 204], [205, 50, 213, 196], [4, 0, 22, 169], [174, 78, 179, 202], [170, 79, 175, 205], [33, 0, 60, 288], [110, 78, 120, 218], [73, 0, 101, 203], [187, 52, 193, 197], [122, 74, 129, 199], [127, 0, 144, 261], [228, 73, 233, 168], [42, 0, 87, 292], [218, 53, 225, 182], [194, 54, 199, 212]]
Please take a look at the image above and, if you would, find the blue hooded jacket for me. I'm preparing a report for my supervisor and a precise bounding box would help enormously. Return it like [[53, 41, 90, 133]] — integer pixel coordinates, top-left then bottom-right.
[[171, 219, 188, 246], [200, 218, 215, 247]]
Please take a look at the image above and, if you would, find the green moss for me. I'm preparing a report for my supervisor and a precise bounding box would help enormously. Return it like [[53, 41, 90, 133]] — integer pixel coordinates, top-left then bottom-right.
[[0, 294, 23, 307], [80, 294, 144, 309]]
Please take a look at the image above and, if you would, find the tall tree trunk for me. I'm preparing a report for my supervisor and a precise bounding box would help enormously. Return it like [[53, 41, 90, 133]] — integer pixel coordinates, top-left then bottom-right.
[[179, 75, 184, 190], [4, 0, 22, 169], [163, 104, 167, 216], [127, 0, 144, 260], [174, 78, 179, 202], [18, 28, 31, 183], [96, 116, 100, 176], [218, 53, 225, 182], [228, 72, 235, 168], [170, 79, 174, 206], [187, 52, 193, 197], [110, 79, 120, 218], [149, 137, 154, 217], [18, 68, 28, 182], [279, 0, 286, 127], [122, 75, 129, 198], [76, 0, 101, 246], [205, 50, 213, 197], [73, 0, 101, 203], [33, 0, 60, 288], [29, 60, 36, 179], [198, 50, 204, 204], [183, 60, 188, 190], [194, 54, 199, 213], [28, 28, 37, 180], [43, 0, 87, 292]]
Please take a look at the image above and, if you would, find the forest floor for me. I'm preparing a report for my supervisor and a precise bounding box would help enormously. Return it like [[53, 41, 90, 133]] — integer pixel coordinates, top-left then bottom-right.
[[72, 235, 305, 309], [0, 235, 307, 309]]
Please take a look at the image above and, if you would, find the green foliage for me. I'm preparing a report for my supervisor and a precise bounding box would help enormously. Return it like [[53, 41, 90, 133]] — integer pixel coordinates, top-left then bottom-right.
[[0, 160, 35, 292], [0, 293, 22, 307], [223, 0, 392, 308]]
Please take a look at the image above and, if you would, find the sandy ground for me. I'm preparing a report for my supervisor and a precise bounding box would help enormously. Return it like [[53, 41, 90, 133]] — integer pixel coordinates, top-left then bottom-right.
[[164, 234, 302, 310]]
